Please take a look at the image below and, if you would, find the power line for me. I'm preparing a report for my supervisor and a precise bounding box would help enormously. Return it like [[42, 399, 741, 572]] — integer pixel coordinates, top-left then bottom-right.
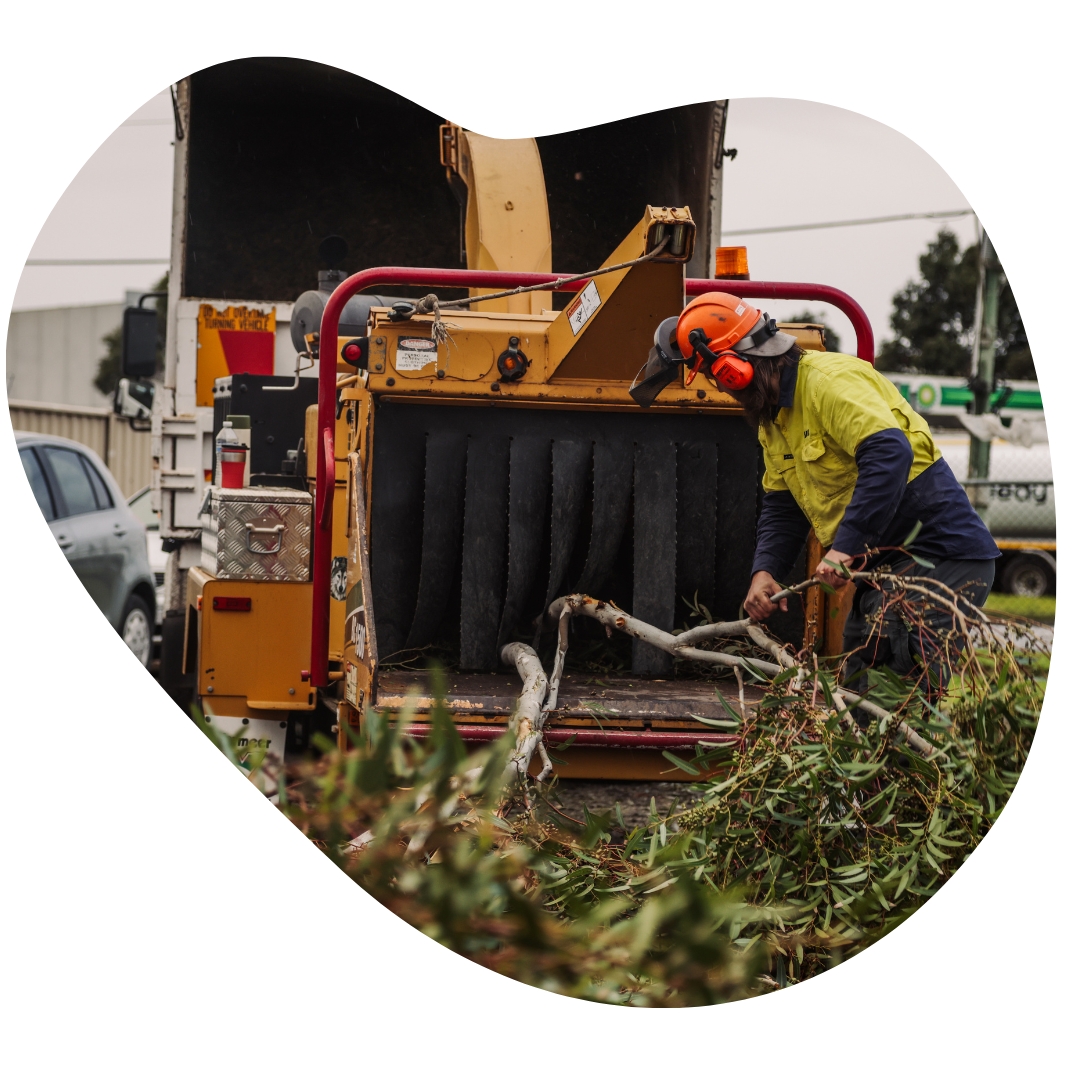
[[25, 207, 976, 266], [24, 258, 170, 266], [723, 208, 974, 238]]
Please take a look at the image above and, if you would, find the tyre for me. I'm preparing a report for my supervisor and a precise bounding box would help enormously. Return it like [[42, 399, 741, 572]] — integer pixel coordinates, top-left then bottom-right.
[[120, 594, 153, 667], [1001, 555, 1053, 599]]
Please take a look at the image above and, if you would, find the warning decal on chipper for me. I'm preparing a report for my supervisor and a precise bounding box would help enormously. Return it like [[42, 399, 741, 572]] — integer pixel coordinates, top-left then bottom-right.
[[344, 581, 366, 661], [395, 337, 438, 371], [566, 280, 602, 336]]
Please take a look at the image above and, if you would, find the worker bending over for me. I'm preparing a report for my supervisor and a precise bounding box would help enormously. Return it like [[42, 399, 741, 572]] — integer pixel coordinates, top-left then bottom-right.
[[675, 292, 1000, 697]]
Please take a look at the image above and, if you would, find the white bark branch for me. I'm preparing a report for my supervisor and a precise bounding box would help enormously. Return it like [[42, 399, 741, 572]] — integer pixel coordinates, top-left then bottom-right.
[[543, 594, 935, 760], [673, 618, 752, 647], [832, 687, 935, 759], [746, 624, 798, 672], [500, 642, 550, 783]]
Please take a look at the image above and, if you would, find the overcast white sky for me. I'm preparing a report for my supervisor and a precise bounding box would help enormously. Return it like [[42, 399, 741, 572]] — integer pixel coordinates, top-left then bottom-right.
[[13, 90, 981, 355]]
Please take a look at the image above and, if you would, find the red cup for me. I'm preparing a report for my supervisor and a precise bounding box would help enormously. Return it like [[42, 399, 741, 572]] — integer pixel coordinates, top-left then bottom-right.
[[220, 446, 247, 488]]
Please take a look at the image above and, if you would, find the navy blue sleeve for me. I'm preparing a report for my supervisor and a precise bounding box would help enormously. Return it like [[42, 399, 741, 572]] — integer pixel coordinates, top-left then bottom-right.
[[751, 489, 811, 580], [832, 428, 914, 557]]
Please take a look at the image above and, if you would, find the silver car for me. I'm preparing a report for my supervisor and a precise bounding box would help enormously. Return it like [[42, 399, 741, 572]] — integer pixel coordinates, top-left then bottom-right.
[[127, 485, 166, 624], [17, 431, 157, 667]]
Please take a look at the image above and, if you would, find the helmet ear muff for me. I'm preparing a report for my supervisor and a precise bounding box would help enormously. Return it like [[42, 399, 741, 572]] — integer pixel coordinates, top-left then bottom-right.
[[708, 351, 754, 391], [684, 327, 755, 392]]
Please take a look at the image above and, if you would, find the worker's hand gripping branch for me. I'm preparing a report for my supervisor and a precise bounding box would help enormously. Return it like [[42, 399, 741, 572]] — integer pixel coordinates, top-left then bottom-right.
[[745, 550, 857, 622]]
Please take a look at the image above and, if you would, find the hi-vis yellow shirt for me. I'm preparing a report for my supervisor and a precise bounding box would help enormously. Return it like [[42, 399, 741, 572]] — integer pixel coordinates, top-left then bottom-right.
[[759, 352, 941, 547]]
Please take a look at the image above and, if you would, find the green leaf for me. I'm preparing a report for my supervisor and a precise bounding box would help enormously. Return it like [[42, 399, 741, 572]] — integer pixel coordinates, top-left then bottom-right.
[[661, 750, 700, 776], [715, 691, 747, 723], [902, 520, 924, 547], [691, 712, 741, 729], [822, 557, 853, 578]]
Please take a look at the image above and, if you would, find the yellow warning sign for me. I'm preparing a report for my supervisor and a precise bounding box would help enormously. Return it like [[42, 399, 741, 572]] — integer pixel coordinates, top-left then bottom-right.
[[196, 304, 277, 407]]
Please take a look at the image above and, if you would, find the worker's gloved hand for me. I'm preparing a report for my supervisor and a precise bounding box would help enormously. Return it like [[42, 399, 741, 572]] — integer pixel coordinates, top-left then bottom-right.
[[745, 571, 787, 622], [815, 548, 855, 589]]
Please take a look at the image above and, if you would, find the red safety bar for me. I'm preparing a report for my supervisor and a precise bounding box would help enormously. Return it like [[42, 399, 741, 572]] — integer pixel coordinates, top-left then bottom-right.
[[687, 279, 876, 366], [404, 723, 736, 750], [311, 266, 874, 685]]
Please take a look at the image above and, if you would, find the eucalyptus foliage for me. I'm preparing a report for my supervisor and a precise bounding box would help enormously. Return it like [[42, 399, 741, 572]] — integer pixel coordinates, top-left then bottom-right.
[[277, 635, 1042, 1004]]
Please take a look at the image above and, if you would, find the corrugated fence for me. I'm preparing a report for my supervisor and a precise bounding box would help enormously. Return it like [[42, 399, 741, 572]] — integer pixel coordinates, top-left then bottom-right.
[[8, 399, 152, 497]]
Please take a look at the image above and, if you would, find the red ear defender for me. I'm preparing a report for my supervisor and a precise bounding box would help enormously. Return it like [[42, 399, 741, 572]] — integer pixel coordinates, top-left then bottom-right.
[[684, 327, 756, 392], [708, 351, 755, 391]]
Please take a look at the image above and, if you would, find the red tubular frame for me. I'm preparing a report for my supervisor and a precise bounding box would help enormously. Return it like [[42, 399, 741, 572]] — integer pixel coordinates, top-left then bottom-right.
[[688, 279, 875, 365], [311, 267, 874, 685], [404, 723, 735, 750]]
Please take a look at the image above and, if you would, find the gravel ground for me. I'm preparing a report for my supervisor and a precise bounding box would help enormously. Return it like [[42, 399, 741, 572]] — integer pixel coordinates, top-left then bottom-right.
[[549, 780, 695, 829]]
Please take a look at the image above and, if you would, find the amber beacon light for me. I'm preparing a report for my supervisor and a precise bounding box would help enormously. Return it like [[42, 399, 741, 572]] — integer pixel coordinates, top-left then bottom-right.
[[714, 246, 750, 279]]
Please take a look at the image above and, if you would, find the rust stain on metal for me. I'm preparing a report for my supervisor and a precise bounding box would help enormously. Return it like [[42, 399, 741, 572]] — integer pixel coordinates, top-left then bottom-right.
[[376, 694, 489, 711]]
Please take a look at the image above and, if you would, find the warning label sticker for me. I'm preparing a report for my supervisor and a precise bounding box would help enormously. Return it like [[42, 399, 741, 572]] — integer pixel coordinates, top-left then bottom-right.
[[565, 281, 602, 336], [345, 662, 360, 707], [395, 337, 438, 371]]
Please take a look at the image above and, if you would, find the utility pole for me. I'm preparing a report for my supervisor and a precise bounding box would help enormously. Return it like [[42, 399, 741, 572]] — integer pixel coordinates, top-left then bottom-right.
[[966, 222, 1002, 514]]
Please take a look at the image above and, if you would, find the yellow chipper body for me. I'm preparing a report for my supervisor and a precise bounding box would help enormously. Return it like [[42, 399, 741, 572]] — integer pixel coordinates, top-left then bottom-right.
[[328, 207, 835, 780], [183, 122, 847, 781]]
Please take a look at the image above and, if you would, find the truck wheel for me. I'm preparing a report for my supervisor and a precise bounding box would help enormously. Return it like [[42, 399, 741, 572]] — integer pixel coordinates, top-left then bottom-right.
[[120, 595, 154, 667], [1001, 556, 1053, 598]]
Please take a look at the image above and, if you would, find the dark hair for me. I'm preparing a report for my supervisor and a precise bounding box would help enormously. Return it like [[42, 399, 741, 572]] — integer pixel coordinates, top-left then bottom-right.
[[729, 344, 804, 429]]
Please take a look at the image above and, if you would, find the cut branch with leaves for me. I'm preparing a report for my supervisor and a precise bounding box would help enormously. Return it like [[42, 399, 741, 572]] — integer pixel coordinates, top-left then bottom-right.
[[264, 564, 1046, 1005]]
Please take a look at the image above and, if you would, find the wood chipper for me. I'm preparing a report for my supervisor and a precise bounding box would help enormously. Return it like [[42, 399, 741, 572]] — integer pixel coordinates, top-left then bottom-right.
[[299, 134, 874, 780], [155, 61, 874, 782]]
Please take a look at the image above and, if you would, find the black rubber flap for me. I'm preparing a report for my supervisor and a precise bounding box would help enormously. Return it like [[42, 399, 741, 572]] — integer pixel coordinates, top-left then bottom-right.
[[575, 437, 632, 597], [406, 430, 468, 648], [676, 440, 719, 617], [632, 439, 677, 676], [714, 426, 763, 622], [369, 409, 427, 660], [460, 434, 511, 669], [498, 435, 552, 650], [369, 402, 761, 672], [542, 439, 593, 612]]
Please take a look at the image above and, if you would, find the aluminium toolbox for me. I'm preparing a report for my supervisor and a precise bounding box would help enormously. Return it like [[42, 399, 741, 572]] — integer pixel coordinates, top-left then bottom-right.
[[201, 486, 312, 582]]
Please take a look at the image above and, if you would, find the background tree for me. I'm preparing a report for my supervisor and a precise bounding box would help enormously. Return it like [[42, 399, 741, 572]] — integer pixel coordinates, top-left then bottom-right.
[[94, 272, 168, 397], [876, 230, 1033, 381]]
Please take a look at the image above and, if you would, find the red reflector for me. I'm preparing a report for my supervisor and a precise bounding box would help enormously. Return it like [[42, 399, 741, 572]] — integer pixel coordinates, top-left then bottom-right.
[[343, 343, 362, 361], [212, 596, 252, 611]]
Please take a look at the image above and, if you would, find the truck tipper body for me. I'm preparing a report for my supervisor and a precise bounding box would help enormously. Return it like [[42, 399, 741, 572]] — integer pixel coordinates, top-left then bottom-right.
[[148, 59, 882, 779]]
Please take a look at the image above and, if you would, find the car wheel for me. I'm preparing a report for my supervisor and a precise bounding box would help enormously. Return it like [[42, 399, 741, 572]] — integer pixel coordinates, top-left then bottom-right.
[[1001, 556, 1052, 598], [120, 595, 153, 667]]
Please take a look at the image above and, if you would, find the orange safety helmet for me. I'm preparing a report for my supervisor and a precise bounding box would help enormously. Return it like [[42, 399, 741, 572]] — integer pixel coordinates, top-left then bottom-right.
[[676, 292, 761, 391]]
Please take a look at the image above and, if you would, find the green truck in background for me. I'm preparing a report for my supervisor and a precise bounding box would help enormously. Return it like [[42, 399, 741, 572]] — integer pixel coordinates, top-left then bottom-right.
[[886, 375, 1054, 601]]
